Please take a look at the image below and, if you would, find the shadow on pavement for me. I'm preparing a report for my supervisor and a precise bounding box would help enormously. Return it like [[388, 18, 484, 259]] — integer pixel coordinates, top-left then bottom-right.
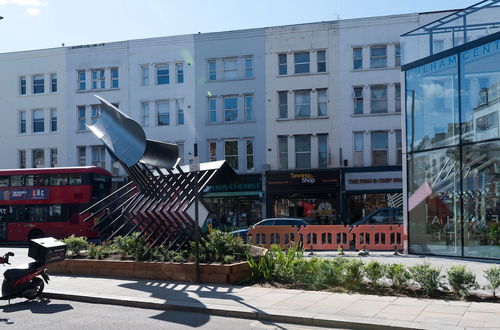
[[0, 298, 73, 325]]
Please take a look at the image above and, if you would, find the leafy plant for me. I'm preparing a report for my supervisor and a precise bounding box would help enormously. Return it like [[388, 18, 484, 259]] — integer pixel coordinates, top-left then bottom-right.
[[272, 243, 302, 283], [409, 263, 443, 295], [484, 266, 500, 298], [343, 259, 364, 289], [223, 255, 235, 264], [87, 243, 109, 260], [364, 261, 386, 287], [446, 265, 478, 299], [62, 235, 89, 257], [318, 257, 348, 288], [192, 229, 249, 263], [112, 232, 146, 260], [386, 263, 411, 290], [246, 249, 275, 282]]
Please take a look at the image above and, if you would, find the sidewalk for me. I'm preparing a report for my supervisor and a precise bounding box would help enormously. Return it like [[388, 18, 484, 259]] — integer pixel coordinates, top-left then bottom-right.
[[41, 274, 500, 330]]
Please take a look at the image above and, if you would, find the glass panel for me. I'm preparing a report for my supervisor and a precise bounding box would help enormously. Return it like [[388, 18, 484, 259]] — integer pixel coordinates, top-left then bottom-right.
[[318, 134, 328, 168], [294, 52, 310, 74], [157, 101, 170, 126], [278, 136, 288, 170], [224, 97, 238, 122], [224, 140, 238, 170], [295, 135, 311, 168], [370, 86, 387, 113], [278, 54, 287, 75], [279, 91, 288, 118], [295, 90, 310, 117], [317, 89, 327, 116]]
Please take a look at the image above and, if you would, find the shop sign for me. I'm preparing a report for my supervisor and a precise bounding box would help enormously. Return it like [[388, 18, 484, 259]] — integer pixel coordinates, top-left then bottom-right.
[[0, 188, 49, 201], [345, 171, 402, 191], [206, 182, 262, 193], [267, 170, 340, 186]]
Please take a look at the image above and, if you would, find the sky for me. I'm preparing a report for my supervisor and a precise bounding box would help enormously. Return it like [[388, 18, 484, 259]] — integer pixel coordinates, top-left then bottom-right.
[[0, 0, 480, 53]]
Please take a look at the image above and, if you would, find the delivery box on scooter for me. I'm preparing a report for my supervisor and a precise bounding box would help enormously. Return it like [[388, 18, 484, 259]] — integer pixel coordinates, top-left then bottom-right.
[[28, 237, 67, 263]]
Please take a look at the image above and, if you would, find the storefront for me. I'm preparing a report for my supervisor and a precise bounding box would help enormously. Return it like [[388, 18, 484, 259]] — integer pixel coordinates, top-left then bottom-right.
[[342, 167, 403, 225], [202, 174, 263, 229], [265, 169, 340, 225]]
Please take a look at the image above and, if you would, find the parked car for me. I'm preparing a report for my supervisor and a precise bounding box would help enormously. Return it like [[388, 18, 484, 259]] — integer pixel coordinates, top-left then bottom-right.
[[351, 207, 403, 226], [230, 217, 318, 241]]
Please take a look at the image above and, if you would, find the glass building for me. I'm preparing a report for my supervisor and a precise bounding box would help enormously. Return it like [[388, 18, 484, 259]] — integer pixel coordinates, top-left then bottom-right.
[[402, 1, 500, 259]]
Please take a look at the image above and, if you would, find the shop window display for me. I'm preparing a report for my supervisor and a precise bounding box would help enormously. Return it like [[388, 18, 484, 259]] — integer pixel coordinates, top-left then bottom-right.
[[273, 194, 339, 225]]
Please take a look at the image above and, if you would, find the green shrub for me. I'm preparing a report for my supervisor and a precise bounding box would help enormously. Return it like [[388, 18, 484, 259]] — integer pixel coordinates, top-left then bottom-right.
[[291, 257, 324, 290], [364, 261, 386, 287], [223, 255, 235, 264], [343, 259, 364, 289], [446, 265, 478, 299], [192, 229, 249, 263], [484, 266, 500, 298], [247, 249, 275, 282], [319, 257, 348, 287], [62, 235, 89, 257], [409, 263, 443, 295], [112, 232, 146, 260], [272, 243, 303, 283], [386, 263, 411, 290], [87, 243, 109, 260]]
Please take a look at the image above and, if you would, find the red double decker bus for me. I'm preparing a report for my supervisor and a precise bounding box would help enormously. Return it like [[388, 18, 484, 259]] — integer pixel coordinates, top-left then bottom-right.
[[0, 166, 112, 242]]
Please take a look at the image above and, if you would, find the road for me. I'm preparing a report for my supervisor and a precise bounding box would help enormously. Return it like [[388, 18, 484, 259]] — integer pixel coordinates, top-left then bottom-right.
[[0, 299, 337, 330]]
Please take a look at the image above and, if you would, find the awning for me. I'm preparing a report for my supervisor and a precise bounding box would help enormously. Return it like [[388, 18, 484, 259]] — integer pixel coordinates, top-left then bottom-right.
[[203, 191, 262, 198]]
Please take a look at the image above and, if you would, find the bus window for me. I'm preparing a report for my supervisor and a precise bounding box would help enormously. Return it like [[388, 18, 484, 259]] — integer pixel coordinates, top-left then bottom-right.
[[26, 205, 48, 222], [92, 174, 111, 201], [50, 174, 68, 186], [10, 175, 25, 187], [26, 175, 48, 186], [0, 176, 9, 187], [69, 174, 83, 185]]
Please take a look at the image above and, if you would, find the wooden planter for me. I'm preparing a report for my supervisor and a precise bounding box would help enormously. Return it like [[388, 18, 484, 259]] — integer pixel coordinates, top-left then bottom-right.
[[48, 259, 251, 284]]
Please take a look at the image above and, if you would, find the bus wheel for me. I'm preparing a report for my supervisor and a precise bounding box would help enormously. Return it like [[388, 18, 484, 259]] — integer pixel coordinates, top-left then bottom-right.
[[28, 229, 44, 240]]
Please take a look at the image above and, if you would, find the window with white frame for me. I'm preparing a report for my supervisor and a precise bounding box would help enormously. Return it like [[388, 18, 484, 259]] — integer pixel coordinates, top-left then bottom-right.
[[244, 94, 254, 121], [156, 101, 170, 126], [278, 91, 288, 119], [245, 139, 254, 171], [394, 44, 401, 66], [208, 97, 217, 123], [208, 60, 216, 81], [317, 50, 326, 73], [223, 96, 237, 122], [32, 149, 44, 168], [156, 64, 169, 85], [354, 132, 364, 166], [294, 52, 310, 74], [33, 74, 44, 94], [50, 148, 57, 167], [50, 73, 57, 93], [91, 69, 105, 89], [294, 90, 311, 118], [353, 87, 363, 114], [91, 145, 106, 168], [370, 85, 388, 113], [208, 141, 217, 162], [395, 83, 401, 112], [224, 140, 238, 170], [176, 63, 184, 83], [317, 89, 327, 116], [19, 76, 26, 95], [353, 47, 363, 70], [19, 111, 26, 134], [32, 109, 44, 133], [78, 70, 86, 90], [223, 58, 237, 80], [177, 99, 184, 125], [19, 150, 26, 168], [77, 106, 86, 131], [395, 130, 402, 165], [77, 146, 86, 166], [111, 67, 119, 88], [141, 102, 149, 127], [318, 134, 328, 168], [141, 65, 149, 86], [50, 109, 57, 132], [244, 57, 253, 78], [278, 54, 287, 75], [371, 131, 388, 166], [295, 135, 311, 168], [91, 105, 101, 125], [370, 45, 387, 68], [278, 135, 288, 169]]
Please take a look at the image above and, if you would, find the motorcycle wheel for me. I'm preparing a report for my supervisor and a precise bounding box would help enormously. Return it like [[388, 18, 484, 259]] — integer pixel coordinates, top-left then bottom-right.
[[24, 277, 44, 300]]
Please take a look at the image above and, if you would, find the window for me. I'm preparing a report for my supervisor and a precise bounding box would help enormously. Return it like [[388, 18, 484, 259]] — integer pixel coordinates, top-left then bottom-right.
[[244, 95, 254, 121], [354, 87, 364, 114], [318, 134, 328, 168], [19, 76, 26, 95], [223, 58, 237, 80], [245, 139, 254, 171], [294, 90, 310, 118], [244, 57, 253, 78], [156, 64, 169, 85], [370, 45, 387, 68], [353, 47, 362, 70], [223, 96, 238, 122], [224, 140, 238, 170], [91, 145, 106, 168], [33, 74, 44, 94], [77, 106, 86, 131], [354, 132, 364, 166], [394, 44, 401, 66], [370, 85, 388, 113], [278, 54, 287, 75], [371, 131, 388, 166], [208, 97, 217, 123], [50, 109, 57, 132], [141, 102, 149, 127], [294, 52, 310, 74], [278, 136, 288, 170], [317, 50, 326, 72], [317, 89, 327, 116], [395, 130, 402, 165], [50, 73, 57, 92], [141, 65, 149, 86], [111, 67, 119, 88], [32, 109, 44, 133], [208, 60, 216, 81], [278, 91, 288, 118], [32, 149, 45, 168], [208, 141, 217, 162], [91, 105, 101, 125], [50, 148, 57, 167], [156, 101, 170, 126], [295, 135, 311, 168], [78, 70, 86, 91], [91, 69, 105, 89], [176, 63, 184, 83], [177, 99, 184, 125], [77, 146, 86, 166], [19, 111, 26, 134], [19, 150, 26, 169], [395, 83, 401, 112]]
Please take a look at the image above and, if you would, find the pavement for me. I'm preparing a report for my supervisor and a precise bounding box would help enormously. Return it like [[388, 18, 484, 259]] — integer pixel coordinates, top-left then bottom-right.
[[2, 247, 500, 329]]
